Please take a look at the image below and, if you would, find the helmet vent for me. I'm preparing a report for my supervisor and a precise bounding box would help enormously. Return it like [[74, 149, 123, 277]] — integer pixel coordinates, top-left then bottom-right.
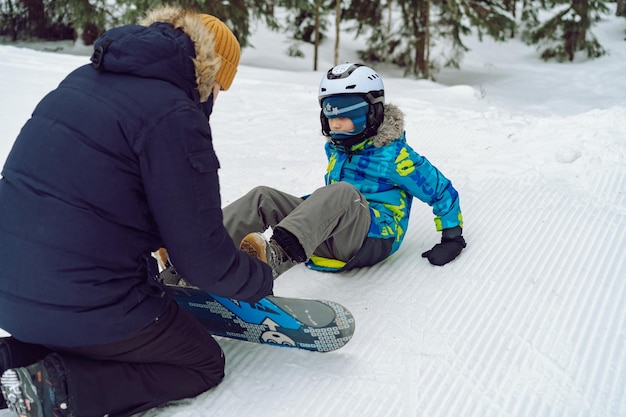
[[345, 84, 357, 90]]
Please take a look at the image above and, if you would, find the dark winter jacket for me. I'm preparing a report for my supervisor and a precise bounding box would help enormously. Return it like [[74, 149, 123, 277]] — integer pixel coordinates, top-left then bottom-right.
[[0, 8, 273, 347]]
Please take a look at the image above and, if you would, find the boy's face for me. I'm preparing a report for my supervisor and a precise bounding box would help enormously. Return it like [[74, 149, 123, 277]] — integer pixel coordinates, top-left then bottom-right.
[[328, 117, 355, 133]]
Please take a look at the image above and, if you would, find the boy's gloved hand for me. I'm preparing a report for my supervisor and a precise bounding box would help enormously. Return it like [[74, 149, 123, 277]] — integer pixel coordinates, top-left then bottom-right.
[[421, 226, 466, 266]]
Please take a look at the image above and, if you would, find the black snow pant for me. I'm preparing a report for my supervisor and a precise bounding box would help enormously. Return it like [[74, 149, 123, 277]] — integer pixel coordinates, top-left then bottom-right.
[[1, 301, 225, 417]]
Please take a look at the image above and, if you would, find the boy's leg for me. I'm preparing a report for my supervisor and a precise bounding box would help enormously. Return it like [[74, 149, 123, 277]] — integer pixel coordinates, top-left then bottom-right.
[[18, 301, 224, 417], [222, 186, 304, 245], [276, 182, 371, 262]]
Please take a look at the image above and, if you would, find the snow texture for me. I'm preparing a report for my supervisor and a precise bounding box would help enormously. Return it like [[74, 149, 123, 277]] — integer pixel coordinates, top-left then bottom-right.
[[1, 10, 625, 417]]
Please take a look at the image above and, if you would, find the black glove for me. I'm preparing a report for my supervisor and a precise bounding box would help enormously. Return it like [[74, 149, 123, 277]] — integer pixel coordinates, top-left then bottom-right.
[[421, 226, 466, 266]]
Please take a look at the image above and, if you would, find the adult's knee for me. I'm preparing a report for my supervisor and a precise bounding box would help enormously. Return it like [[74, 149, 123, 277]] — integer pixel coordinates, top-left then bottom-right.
[[197, 346, 226, 390]]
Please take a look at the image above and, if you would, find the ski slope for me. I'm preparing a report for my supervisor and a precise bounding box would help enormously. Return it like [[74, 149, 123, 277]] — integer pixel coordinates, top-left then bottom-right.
[[1, 11, 624, 417]]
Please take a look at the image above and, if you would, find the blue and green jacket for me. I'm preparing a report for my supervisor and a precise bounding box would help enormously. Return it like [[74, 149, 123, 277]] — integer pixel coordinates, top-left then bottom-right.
[[308, 104, 462, 271]]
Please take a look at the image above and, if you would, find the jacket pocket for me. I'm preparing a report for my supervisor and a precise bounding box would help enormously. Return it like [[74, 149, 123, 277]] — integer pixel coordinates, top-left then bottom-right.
[[187, 151, 221, 212], [188, 151, 220, 173]]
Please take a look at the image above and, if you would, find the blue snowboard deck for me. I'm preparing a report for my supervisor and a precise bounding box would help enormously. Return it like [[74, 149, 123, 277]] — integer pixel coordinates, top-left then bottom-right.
[[169, 285, 355, 352]]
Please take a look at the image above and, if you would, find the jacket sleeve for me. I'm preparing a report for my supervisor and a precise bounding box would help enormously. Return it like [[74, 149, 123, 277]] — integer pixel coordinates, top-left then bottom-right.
[[137, 106, 273, 302], [391, 143, 463, 231]]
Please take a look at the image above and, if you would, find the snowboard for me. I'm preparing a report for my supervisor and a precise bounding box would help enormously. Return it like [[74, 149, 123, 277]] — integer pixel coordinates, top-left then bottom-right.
[[159, 267, 355, 352]]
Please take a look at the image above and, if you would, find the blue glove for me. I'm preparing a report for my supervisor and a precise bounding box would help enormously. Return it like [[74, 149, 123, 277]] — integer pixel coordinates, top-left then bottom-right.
[[422, 226, 466, 266]]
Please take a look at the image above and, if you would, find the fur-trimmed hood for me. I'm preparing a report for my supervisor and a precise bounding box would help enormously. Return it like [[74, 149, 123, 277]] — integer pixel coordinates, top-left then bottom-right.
[[91, 6, 219, 103], [139, 6, 219, 103], [371, 103, 405, 147]]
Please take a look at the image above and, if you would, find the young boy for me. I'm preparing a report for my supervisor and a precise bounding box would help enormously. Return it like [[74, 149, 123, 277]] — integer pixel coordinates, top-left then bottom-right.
[[227, 63, 466, 277]]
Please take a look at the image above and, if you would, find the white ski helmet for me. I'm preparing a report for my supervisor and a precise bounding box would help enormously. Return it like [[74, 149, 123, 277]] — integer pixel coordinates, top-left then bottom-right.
[[318, 63, 385, 143], [318, 63, 385, 106]]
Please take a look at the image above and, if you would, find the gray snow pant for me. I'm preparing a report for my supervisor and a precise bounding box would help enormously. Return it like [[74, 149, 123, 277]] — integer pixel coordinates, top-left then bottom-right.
[[223, 182, 371, 263]]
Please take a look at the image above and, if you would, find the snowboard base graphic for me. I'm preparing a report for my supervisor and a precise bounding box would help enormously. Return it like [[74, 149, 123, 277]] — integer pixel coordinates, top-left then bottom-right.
[[162, 268, 355, 352]]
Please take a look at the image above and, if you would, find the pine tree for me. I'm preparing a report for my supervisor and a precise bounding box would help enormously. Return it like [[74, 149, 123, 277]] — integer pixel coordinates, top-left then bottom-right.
[[115, 0, 278, 47], [0, 0, 85, 40], [524, 0, 610, 61], [22, 0, 46, 38], [58, 0, 112, 45], [342, 0, 386, 63], [278, 0, 335, 69], [0, 0, 25, 40], [333, 0, 341, 65], [1, 0, 279, 46], [616, 0, 626, 16], [354, 1, 514, 79]]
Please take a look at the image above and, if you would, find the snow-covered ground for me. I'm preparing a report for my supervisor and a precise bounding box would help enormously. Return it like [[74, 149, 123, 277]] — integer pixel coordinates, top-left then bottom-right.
[[1, 10, 625, 417]]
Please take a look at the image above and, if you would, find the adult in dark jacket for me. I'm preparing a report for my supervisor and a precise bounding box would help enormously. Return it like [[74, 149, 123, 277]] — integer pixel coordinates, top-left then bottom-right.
[[0, 6, 273, 417]]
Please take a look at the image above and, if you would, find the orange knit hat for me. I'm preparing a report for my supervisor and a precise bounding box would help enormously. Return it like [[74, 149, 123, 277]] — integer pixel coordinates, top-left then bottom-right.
[[199, 14, 240, 91]]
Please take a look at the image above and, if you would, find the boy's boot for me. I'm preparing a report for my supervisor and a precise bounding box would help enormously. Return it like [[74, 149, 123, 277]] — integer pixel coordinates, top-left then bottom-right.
[[240, 233, 298, 278], [1, 354, 69, 417]]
